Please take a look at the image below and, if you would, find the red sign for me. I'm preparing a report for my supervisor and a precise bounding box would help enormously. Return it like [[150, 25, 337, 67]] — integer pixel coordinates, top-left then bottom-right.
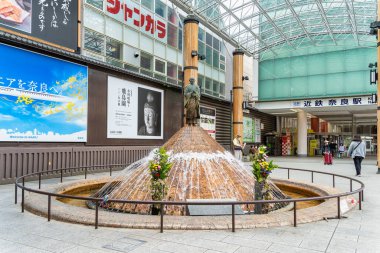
[[106, 0, 167, 41]]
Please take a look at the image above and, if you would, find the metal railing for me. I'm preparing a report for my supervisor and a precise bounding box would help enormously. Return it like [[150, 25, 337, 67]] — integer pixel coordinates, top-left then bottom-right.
[[15, 165, 365, 232]]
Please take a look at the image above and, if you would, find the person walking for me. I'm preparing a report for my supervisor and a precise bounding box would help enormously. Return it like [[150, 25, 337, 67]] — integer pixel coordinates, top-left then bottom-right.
[[322, 140, 332, 165], [338, 144, 345, 158], [347, 135, 366, 176], [233, 134, 245, 161]]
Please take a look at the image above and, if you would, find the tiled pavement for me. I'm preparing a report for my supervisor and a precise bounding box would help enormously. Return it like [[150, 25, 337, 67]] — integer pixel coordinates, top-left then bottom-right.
[[0, 156, 379, 253]]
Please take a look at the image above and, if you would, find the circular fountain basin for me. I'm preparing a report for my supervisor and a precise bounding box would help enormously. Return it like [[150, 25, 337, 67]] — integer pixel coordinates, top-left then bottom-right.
[[23, 177, 357, 229]]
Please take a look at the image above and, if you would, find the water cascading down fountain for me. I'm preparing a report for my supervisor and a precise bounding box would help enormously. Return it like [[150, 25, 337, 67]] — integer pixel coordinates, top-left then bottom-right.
[[89, 125, 288, 215]]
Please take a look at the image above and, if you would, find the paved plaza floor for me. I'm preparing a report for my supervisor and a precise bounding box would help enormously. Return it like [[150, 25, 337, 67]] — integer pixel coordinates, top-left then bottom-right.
[[0, 156, 379, 253]]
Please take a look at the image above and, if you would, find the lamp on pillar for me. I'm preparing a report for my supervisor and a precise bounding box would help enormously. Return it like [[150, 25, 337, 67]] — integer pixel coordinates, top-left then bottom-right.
[[369, 62, 378, 85]]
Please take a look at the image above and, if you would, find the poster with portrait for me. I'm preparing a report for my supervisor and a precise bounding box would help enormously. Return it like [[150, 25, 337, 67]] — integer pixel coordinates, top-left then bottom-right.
[[199, 106, 216, 139], [0, 0, 78, 51], [243, 117, 254, 143], [107, 76, 163, 139], [0, 43, 88, 142]]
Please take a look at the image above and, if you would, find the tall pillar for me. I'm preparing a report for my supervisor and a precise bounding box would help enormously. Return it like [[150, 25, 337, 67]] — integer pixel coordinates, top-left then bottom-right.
[[233, 49, 245, 139], [183, 15, 199, 125], [297, 110, 308, 157], [377, 0, 380, 173]]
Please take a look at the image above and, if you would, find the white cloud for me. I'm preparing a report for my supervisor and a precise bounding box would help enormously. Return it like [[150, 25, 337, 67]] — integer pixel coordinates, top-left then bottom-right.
[[0, 114, 15, 121]]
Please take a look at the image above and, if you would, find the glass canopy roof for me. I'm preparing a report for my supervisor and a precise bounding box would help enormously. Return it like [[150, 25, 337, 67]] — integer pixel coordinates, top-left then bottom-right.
[[174, 0, 377, 60]]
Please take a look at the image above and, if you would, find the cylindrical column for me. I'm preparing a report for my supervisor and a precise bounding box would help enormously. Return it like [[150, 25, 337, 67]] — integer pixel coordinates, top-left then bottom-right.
[[297, 110, 308, 157], [377, 0, 380, 174], [183, 15, 199, 90], [233, 49, 245, 139]]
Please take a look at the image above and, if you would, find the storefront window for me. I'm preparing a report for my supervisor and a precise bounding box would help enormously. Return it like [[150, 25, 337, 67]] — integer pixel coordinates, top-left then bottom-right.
[[168, 23, 178, 48], [141, 0, 153, 11], [167, 62, 177, 79], [106, 38, 122, 59], [140, 52, 153, 70], [84, 28, 104, 54], [155, 0, 166, 18], [155, 58, 166, 74], [86, 0, 103, 10]]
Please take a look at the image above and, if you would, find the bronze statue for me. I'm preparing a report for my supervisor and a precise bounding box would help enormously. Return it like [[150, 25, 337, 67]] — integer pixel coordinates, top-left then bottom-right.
[[184, 77, 200, 126]]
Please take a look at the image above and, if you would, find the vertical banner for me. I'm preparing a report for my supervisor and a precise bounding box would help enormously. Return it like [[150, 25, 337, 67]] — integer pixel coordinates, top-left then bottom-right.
[[199, 106, 216, 139], [255, 118, 261, 143], [243, 117, 254, 143], [0, 0, 78, 51], [107, 76, 164, 139], [0, 44, 88, 142]]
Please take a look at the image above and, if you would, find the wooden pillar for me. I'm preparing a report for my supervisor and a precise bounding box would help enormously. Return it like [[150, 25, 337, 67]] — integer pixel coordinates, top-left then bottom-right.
[[377, 0, 380, 173], [183, 15, 199, 126], [233, 49, 245, 139], [183, 15, 199, 90]]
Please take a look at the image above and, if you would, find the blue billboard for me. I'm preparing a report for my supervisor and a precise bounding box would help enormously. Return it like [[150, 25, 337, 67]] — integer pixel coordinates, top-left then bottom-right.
[[0, 44, 88, 142]]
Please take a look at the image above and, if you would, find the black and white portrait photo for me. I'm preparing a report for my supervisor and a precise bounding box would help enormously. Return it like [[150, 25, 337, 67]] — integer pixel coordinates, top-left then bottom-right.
[[137, 87, 162, 136]]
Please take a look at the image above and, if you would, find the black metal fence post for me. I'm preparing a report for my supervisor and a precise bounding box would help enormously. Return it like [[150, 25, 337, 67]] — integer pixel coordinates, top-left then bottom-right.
[[287, 169, 290, 179], [39, 173, 41, 189], [293, 201, 297, 227], [110, 166, 112, 176], [311, 171, 314, 183], [21, 177, 25, 213], [362, 191, 364, 202], [14, 183, 17, 204], [85, 167, 87, 179], [333, 175, 335, 188], [350, 179, 352, 192], [232, 204, 235, 232], [95, 202, 99, 229], [60, 169, 63, 183], [160, 204, 164, 233], [359, 191, 362, 210], [48, 195, 51, 221], [337, 197, 341, 219]]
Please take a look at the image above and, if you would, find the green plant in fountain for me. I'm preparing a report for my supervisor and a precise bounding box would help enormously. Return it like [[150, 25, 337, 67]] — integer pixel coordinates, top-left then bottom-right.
[[149, 147, 172, 214], [252, 145, 278, 213]]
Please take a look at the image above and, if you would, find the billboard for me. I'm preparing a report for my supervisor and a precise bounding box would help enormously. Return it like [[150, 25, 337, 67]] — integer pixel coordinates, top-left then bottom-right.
[[243, 117, 254, 143], [0, 43, 88, 142], [107, 76, 164, 139], [200, 106, 216, 139], [0, 0, 78, 51]]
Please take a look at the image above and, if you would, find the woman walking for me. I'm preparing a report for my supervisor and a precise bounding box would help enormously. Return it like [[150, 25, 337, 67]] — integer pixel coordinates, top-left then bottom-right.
[[347, 136, 366, 176]]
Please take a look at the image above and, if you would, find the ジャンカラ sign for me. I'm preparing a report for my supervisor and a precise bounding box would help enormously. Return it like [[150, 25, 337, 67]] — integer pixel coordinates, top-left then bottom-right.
[[0, 43, 88, 142], [0, 0, 78, 51]]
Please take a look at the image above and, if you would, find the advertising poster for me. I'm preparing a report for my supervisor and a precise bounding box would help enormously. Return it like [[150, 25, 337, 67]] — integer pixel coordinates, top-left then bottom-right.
[[0, 0, 78, 51], [243, 117, 254, 143], [200, 106, 216, 139], [0, 43, 88, 142], [107, 76, 163, 139]]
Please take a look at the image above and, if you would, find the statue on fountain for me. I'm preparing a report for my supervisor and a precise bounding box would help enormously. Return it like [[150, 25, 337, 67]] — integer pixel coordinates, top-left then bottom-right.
[[184, 77, 200, 126]]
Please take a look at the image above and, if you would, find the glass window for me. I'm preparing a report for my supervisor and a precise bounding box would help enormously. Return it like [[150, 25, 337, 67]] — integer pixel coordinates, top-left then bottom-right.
[[178, 66, 184, 84], [168, 23, 178, 48], [168, 6, 177, 24], [124, 63, 139, 72], [213, 37, 220, 50], [84, 28, 104, 54], [178, 29, 183, 51], [167, 62, 177, 79], [154, 73, 166, 81], [155, 58, 166, 74], [213, 50, 219, 68], [198, 75, 205, 92], [205, 77, 212, 91], [106, 38, 122, 59], [141, 0, 153, 11], [206, 32, 212, 46], [213, 80, 219, 96], [140, 52, 153, 70], [155, 0, 166, 18], [219, 83, 225, 96], [198, 28, 205, 41], [220, 63, 225, 71], [206, 46, 212, 65], [140, 69, 153, 77], [198, 41, 205, 57], [106, 58, 123, 68], [86, 0, 103, 10], [220, 55, 225, 63]]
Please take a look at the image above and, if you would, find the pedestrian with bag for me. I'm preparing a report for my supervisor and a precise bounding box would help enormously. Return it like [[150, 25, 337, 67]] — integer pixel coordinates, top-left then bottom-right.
[[322, 140, 332, 165], [347, 135, 366, 176]]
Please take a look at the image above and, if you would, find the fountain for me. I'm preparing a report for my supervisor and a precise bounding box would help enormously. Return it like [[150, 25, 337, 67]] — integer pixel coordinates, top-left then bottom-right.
[[89, 126, 288, 215]]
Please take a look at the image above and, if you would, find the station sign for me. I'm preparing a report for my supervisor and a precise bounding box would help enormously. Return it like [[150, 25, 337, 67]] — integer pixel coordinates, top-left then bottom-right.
[[292, 96, 375, 108]]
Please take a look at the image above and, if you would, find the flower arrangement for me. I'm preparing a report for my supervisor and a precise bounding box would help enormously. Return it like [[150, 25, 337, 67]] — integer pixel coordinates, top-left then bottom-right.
[[252, 146, 278, 183], [148, 147, 172, 214]]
